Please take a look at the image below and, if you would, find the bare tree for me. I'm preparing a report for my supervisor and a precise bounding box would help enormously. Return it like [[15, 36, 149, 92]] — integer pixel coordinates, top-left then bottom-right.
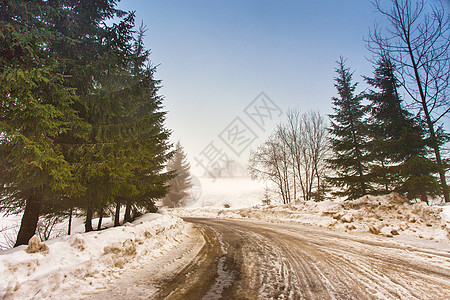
[[248, 134, 294, 204], [280, 109, 304, 201], [36, 215, 65, 241], [368, 0, 450, 202], [279, 110, 329, 201], [249, 110, 329, 203], [303, 111, 330, 200], [224, 159, 237, 177], [0, 224, 18, 250]]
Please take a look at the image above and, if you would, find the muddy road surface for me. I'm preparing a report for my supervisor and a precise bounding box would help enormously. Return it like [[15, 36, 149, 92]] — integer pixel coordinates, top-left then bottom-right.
[[159, 218, 450, 300], [93, 218, 450, 299]]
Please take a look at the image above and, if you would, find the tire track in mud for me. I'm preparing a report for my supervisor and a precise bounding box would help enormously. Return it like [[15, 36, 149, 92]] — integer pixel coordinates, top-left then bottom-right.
[[155, 225, 223, 300], [161, 218, 450, 300], [267, 224, 450, 299]]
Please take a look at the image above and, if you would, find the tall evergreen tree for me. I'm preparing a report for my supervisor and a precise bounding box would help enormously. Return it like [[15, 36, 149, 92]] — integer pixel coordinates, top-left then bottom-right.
[[163, 141, 193, 208], [115, 25, 173, 223], [368, 0, 450, 202], [327, 58, 371, 199], [0, 1, 86, 246], [62, 20, 173, 230], [0, 1, 145, 244], [365, 56, 440, 201]]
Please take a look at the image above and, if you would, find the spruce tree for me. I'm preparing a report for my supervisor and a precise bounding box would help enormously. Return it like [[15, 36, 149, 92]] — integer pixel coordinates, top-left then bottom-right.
[[0, 1, 142, 243], [0, 1, 84, 246], [163, 141, 193, 207], [365, 56, 440, 201], [57, 3, 137, 233], [67, 22, 173, 229], [116, 35, 173, 222], [328, 58, 371, 199]]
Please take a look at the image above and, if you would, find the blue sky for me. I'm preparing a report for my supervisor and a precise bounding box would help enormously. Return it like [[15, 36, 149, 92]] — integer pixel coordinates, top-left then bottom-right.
[[116, 0, 448, 174]]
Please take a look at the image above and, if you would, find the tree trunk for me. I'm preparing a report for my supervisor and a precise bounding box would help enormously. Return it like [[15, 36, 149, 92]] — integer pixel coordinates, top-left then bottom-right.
[[292, 157, 297, 203], [430, 134, 449, 202], [85, 203, 93, 232], [97, 209, 103, 230], [14, 189, 43, 247], [406, 42, 449, 203], [419, 95, 449, 203], [124, 199, 132, 223], [114, 199, 121, 227], [68, 207, 73, 235], [381, 161, 389, 192], [420, 189, 428, 205], [419, 97, 449, 202]]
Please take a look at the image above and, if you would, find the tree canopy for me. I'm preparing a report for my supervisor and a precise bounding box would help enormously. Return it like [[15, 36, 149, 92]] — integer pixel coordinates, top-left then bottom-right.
[[0, 0, 172, 246]]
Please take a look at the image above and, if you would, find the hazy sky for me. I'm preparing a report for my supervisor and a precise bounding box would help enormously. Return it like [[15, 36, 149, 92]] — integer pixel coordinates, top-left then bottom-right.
[[116, 0, 449, 175]]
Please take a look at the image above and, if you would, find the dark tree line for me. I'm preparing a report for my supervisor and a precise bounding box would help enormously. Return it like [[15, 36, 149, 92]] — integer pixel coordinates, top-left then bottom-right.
[[329, 0, 449, 202], [256, 54, 445, 204], [328, 57, 440, 201], [0, 1, 173, 246], [368, 0, 450, 201], [248, 56, 442, 204]]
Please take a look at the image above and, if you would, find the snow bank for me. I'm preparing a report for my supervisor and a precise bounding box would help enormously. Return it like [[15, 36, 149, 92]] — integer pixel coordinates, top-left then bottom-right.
[[0, 214, 193, 299], [173, 193, 450, 243], [1, 211, 124, 251], [442, 203, 450, 224]]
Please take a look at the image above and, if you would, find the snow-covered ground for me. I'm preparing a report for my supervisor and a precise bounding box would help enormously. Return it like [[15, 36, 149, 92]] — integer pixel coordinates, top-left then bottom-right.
[[0, 211, 125, 251], [172, 177, 450, 251], [1, 176, 450, 298], [184, 176, 266, 208], [0, 214, 199, 299]]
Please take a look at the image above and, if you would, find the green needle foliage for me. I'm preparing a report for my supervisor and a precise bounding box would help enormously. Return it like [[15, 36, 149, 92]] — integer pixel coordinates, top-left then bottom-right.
[[163, 141, 193, 208], [327, 58, 371, 199], [0, 0, 86, 246], [365, 56, 440, 202], [1, 1, 172, 245]]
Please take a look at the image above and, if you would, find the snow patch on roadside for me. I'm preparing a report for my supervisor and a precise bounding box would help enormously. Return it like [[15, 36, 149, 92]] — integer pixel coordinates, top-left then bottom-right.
[[0, 214, 192, 299], [442, 203, 450, 225], [172, 193, 450, 245]]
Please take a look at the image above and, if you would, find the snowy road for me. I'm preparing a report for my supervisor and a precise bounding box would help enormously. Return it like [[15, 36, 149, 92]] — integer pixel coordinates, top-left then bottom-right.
[[92, 217, 450, 299], [158, 218, 450, 300]]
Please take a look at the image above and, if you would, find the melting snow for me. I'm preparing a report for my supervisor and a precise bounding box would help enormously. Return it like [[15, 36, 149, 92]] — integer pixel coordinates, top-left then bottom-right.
[[173, 191, 450, 251], [0, 214, 194, 299]]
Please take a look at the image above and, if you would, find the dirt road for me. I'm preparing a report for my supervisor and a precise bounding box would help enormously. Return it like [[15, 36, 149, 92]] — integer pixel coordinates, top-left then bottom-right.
[[91, 217, 450, 299], [158, 218, 450, 300]]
